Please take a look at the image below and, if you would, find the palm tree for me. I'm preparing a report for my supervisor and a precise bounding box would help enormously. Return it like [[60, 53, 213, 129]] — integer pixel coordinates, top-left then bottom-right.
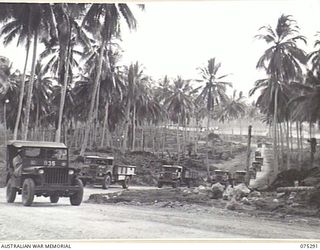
[[122, 62, 149, 151], [217, 90, 246, 123], [49, 3, 87, 142], [254, 14, 307, 173], [80, 3, 142, 156], [197, 58, 232, 137], [0, 4, 34, 139], [164, 76, 195, 159], [26, 61, 53, 130]]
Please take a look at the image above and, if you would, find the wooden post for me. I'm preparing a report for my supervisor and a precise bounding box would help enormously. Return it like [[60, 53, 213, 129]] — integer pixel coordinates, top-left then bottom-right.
[[245, 125, 252, 185]]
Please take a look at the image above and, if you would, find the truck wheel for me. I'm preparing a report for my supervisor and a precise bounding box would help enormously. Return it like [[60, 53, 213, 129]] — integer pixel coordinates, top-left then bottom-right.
[[172, 181, 180, 188], [6, 178, 17, 203], [50, 195, 59, 203], [22, 178, 35, 206], [122, 176, 130, 189], [81, 179, 87, 187], [157, 182, 163, 188], [102, 175, 111, 189], [70, 179, 83, 206]]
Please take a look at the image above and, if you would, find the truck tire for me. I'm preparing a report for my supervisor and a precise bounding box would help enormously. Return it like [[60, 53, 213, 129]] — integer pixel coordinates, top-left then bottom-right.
[[172, 181, 180, 188], [70, 179, 83, 206], [6, 178, 17, 203], [187, 180, 191, 188], [22, 178, 35, 206], [122, 176, 130, 189], [50, 195, 59, 203], [102, 174, 111, 189], [157, 182, 163, 188], [81, 179, 87, 187]]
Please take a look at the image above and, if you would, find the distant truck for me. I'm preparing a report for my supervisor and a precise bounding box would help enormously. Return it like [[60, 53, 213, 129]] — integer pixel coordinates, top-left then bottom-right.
[[233, 170, 247, 186], [78, 155, 136, 189], [157, 165, 198, 188], [210, 169, 231, 187]]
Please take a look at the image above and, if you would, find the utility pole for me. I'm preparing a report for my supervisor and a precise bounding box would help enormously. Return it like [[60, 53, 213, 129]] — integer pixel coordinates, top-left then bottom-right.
[[245, 125, 252, 185]]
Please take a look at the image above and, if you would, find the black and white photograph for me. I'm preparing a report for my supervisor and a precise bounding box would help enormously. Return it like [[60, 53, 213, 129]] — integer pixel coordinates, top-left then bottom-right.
[[0, 0, 320, 244]]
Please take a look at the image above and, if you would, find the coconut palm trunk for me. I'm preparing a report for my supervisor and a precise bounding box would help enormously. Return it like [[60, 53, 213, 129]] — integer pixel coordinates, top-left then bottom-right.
[[273, 85, 279, 175], [13, 30, 31, 140], [177, 116, 181, 161], [55, 41, 71, 142], [206, 110, 211, 178], [122, 98, 131, 152], [80, 38, 106, 156], [286, 120, 291, 170], [132, 103, 136, 151], [100, 101, 109, 147], [23, 29, 38, 140]]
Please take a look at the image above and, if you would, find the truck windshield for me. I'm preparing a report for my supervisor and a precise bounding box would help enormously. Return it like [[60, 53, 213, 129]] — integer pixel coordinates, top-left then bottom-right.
[[84, 158, 112, 165], [162, 167, 180, 173], [24, 148, 67, 160]]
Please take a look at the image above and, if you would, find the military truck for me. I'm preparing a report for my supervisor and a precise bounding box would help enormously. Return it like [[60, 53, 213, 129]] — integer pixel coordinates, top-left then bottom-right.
[[157, 165, 198, 188], [78, 155, 136, 189], [233, 170, 247, 186], [210, 169, 231, 187], [5, 140, 83, 206]]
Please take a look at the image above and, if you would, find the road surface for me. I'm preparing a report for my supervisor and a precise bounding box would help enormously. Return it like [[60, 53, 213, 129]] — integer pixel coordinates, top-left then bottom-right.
[[0, 186, 320, 240]]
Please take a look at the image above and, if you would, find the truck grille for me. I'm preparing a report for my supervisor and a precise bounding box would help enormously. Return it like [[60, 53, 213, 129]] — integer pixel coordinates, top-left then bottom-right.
[[44, 168, 69, 184], [89, 166, 97, 176], [163, 172, 172, 178]]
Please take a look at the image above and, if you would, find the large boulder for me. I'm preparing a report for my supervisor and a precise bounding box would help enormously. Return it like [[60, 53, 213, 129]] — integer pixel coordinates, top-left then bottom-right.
[[233, 183, 251, 199], [210, 183, 225, 199], [222, 185, 235, 200], [248, 190, 261, 198]]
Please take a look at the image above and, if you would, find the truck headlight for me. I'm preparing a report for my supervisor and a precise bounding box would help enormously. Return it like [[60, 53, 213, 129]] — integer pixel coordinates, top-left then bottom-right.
[[68, 169, 74, 175], [38, 169, 44, 174]]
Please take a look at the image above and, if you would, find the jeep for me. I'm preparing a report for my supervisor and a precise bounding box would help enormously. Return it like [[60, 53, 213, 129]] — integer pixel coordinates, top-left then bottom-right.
[[5, 140, 83, 206]]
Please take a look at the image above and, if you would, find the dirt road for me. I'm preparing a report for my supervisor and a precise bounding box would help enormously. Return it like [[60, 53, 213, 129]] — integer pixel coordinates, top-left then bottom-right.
[[0, 186, 320, 240]]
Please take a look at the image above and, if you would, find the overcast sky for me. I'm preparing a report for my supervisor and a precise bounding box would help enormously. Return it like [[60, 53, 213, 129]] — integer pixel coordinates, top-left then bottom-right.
[[120, 0, 320, 96], [1, 0, 320, 98]]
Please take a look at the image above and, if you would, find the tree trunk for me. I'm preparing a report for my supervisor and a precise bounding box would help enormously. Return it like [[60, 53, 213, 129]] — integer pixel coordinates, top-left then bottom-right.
[[80, 38, 106, 156], [132, 103, 136, 151], [55, 43, 71, 143], [300, 122, 304, 163], [296, 121, 301, 168], [290, 121, 293, 151], [122, 98, 131, 152], [279, 122, 284, 170], [100, 102, 109, 147], [286, 120, 291, 170], [93, 83, 101, 146], [273, 86, 279, 175], [23, 29, 38, 140], [13, 30, 31, 140], [177, 117, 181, 161]]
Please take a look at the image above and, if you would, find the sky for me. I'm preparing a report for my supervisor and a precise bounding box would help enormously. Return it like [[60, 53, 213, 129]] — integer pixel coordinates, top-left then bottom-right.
[[1, 0, 320, 98]]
